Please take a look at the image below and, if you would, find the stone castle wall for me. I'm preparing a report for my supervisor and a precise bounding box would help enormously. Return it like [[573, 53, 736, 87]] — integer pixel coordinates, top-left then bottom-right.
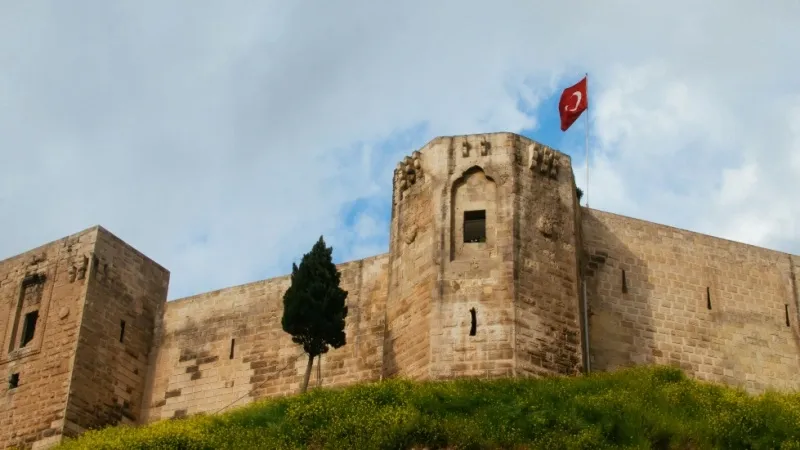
[[514, 137, 585, 377], [2, 132, 799, 449], [385, 144, 435, 381], [142, 254, 389, 423], [583, 209, 800, 392]]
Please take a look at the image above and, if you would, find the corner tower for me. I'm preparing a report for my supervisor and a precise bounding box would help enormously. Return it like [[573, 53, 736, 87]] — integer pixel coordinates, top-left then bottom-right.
[[384, 133, 585, 380], [0, 227, 168, 449]]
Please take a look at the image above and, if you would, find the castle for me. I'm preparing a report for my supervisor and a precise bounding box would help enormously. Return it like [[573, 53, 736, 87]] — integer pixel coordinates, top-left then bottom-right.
[[1, 132, 798, 449]]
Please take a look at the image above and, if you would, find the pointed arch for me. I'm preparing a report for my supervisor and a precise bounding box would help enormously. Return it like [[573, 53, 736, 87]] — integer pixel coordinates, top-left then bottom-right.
[[450, 166, 497, 261]]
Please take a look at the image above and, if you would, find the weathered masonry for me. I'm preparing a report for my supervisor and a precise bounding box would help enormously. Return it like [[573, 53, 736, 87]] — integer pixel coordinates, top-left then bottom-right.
[[2, 132, 799, 449]]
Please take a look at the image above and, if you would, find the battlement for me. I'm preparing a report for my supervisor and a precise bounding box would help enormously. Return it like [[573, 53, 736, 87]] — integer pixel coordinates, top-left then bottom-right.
[[393, 133, 570, 202], [1, 133, 799, 449]]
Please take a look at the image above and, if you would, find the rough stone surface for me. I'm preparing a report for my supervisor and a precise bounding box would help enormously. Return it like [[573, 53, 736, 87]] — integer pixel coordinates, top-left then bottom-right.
[[1, 132, 798, 448], [0, 227, 169, 449], [63, 228, 170, 436], [0, 228, 97, 450], [142, 254, 388, 423], [582, 210, 800, 392]]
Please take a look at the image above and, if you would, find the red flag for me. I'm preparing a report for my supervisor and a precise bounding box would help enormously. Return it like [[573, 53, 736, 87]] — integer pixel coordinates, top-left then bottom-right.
[[559, 76, 588, 131]]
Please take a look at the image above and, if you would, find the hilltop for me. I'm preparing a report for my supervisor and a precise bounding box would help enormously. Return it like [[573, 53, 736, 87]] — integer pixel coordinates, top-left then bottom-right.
[[53, 366, 800, 450]]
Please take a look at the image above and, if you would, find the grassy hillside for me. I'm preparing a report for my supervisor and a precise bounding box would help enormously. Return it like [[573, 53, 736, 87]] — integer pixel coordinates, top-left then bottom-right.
[[55, 366, 800, 450]]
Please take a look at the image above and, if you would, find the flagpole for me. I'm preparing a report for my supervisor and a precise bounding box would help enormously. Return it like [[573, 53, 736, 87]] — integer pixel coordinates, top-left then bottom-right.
[[582, 73, 591, 374], [584, 73, 590, 208]]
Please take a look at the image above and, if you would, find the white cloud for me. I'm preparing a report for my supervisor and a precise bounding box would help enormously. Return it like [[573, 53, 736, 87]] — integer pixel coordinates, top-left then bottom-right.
[[789, 104, 800, 175], [1, 1, 799, 299], [718, 164, 759, 207], [586, 56, 800, 254]]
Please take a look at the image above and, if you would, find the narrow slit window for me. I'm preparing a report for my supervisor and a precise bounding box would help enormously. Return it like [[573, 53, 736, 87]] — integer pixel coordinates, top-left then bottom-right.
[[8, 373, 19, 389], [707, 287, 712, 310], [119, 320, 126, 343], [621, 269, 628, 293], [464, 210, 486, 243], [20, 310, 39, 348], [230, 339, 236, 359], [469, 308, 477, 336], [786, 304, 791, 327]]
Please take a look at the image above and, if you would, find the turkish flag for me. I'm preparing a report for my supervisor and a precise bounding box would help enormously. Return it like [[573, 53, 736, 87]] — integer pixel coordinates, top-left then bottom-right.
[[559, 76, 588, 131]]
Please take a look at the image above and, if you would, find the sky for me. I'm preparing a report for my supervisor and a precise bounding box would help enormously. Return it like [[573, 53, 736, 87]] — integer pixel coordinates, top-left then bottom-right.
[[1, 1, 799, 300]]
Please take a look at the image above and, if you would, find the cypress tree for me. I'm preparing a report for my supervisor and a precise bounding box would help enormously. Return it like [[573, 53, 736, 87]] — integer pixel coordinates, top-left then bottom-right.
[[281, 236, 348, 393]]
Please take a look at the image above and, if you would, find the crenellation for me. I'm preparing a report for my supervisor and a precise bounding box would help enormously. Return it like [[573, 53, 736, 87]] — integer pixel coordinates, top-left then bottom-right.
[[479, 137, 491, 156], [2, 132, 799, 448], [394, 150, 425, 202]]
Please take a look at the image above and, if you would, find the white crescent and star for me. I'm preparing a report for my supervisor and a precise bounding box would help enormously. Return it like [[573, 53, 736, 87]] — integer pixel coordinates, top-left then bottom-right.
[[565, 91, 582, 112]]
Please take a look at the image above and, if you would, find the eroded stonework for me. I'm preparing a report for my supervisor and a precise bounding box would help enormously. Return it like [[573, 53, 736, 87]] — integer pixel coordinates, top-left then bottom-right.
[[2, 132, 799, 449]]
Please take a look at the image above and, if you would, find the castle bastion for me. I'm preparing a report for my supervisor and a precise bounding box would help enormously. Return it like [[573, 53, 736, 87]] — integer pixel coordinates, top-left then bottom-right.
[[1, 132, 798, 449]]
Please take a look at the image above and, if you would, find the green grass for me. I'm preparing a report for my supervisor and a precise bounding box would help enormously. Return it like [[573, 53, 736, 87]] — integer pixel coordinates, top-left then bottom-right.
[[55, 366, 800, 450]]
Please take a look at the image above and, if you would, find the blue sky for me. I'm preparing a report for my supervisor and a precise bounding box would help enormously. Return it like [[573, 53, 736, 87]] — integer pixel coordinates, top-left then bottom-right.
[[1, 2, 798, 299]]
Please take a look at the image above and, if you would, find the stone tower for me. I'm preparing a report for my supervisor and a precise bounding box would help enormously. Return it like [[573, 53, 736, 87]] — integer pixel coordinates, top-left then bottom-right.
[[0, 227, 168, 449], [384, 132, 586, 380]]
